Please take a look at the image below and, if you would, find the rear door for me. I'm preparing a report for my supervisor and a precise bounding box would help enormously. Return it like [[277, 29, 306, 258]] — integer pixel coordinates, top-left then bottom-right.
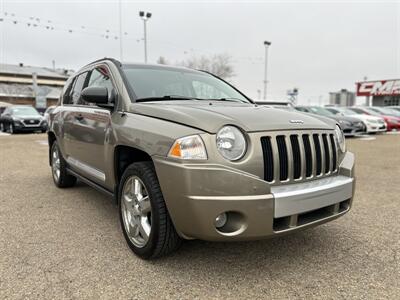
[[66, 65, 115, 185]]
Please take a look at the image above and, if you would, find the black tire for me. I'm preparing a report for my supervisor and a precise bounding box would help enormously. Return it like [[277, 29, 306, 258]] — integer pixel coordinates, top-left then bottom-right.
[[118, 161, 182, 259], [8, 122, 14, 134], [50, 141, 77, 188]]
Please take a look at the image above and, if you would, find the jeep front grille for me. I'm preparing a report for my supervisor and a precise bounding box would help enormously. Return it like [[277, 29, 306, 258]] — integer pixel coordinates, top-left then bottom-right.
[[261, 131, 338, 184]]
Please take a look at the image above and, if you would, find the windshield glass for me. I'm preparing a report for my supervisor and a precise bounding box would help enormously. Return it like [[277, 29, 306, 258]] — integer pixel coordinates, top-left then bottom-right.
[[122, 66, 249, 103], [337, 108, 358, 116], [309, 106, 335, 116], [11, 107, 40, 116], [372, 107, 400, 116]]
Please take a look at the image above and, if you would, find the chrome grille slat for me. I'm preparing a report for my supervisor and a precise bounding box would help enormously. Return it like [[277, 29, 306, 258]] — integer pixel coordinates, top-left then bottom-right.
[[329, 134, 337, 171], [261, 130, 338, 185], [270, 137, 280, 182], [298, 135, 307, 180], [318, 134, 325, 175], [285, 135, 294, 181]]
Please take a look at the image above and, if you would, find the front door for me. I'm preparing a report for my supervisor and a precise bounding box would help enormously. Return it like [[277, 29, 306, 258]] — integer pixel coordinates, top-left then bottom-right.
[[66, 65, 116, 186]]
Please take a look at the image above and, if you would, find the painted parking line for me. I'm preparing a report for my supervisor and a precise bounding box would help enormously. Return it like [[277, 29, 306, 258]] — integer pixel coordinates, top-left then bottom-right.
[[357, 136, 376, 141], [0, 132, 11, 136], [36, 140, 48, 146], [384, 131, 400, 135]]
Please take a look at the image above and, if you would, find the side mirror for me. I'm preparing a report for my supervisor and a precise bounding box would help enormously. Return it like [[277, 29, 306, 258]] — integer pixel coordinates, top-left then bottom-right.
[[81, 86, 109, 104]]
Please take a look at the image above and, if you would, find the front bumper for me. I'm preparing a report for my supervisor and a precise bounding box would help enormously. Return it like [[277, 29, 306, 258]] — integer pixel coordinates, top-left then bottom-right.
[[365, 122, 386, 133], [154, 151, 355, 241], [342, 123, 366, 136], [14, 121, 47, 132]]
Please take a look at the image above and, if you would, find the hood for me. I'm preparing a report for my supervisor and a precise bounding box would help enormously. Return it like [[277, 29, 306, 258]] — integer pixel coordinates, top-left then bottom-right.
[[330, 115, 362, 124], [13, 115, 42, 120], [128, 101, 335, 133]]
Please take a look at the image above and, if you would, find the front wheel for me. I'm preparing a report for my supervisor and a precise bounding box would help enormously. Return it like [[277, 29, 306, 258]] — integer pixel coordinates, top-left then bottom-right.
[[8, 123, 14, 134], [118, 162, 182, 259]]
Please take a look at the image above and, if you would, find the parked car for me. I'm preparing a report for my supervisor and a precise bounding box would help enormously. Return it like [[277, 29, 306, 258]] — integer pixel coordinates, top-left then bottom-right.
[[369, 106, 400, 118], [349, 107, 400, 132], [295, 106, 365, 136], [48, 58, 355, 259], [388, 106, 400, 113], [325, 107, 387, 134], [0, 105, 48, 133], [43, 106, 56, 124], [0, 101, 12, 115]]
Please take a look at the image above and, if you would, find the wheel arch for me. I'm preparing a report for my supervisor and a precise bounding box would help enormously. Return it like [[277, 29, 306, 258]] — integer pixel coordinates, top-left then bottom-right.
[[113, 145, 153, 203]]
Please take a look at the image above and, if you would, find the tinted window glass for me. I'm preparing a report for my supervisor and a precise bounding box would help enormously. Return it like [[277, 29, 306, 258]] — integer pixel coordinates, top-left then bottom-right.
[[62, 77, 75, 104], [71, 73, 88, 105]]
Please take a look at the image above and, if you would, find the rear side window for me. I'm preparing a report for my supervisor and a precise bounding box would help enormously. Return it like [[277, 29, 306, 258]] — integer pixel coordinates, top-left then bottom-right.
[[71, 73, 88, 105], [62, 77, 75, 104]]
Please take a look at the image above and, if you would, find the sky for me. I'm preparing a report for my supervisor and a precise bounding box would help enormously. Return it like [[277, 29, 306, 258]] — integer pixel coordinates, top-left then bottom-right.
[[0, 0, 399, 105]]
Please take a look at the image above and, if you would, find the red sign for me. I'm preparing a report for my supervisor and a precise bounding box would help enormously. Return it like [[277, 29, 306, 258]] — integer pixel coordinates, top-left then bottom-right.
[[356, 79, 400, 96]]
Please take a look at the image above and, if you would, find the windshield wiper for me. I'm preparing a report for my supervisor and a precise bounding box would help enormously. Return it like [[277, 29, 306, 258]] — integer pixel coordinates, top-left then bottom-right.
[[135, 95, 200, 103]]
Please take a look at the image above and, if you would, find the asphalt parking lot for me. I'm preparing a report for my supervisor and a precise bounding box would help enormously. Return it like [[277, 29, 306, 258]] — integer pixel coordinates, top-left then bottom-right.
[[0, 133, 399, 299]]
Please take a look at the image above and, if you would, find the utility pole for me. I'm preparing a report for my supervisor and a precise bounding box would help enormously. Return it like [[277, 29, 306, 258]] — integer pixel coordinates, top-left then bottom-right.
[[119, 0, 123, 61], [363, 76, 370, 106], [139, 11, 152, 63], [263, 41, 271, 100]]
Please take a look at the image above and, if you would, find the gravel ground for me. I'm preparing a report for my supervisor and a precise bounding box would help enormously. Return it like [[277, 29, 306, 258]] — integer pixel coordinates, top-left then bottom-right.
[[0, 133, 399, 299]]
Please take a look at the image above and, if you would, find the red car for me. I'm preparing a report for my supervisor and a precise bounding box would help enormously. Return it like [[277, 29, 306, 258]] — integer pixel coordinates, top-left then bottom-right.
[[349, 107, 400, 131]]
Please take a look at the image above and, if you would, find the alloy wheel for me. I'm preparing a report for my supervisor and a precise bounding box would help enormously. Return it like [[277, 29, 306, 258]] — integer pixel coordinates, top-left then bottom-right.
[[121, 176, 152, 248], [51, 146, 61, 182]]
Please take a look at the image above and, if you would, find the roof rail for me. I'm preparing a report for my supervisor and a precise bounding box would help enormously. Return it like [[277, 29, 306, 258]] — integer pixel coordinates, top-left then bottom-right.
[[83, 57, 122, 68]]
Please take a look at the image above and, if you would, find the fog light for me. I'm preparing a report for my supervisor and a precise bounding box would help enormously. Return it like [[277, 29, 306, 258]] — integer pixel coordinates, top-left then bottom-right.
[[215, 213, 227, 228]]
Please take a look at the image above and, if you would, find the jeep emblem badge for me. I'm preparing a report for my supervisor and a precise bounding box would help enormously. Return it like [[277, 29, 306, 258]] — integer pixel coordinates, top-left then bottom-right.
[[290, 119, 304, 124]]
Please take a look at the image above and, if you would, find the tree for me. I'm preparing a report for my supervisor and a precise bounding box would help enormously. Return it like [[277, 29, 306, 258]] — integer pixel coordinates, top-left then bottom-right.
[[179, 53, 235, 79], [156, 56, 168, 65]]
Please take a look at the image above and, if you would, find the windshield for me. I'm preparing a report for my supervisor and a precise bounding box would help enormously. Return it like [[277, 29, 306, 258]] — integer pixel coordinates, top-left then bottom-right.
[[122, 66, 250, 103], [337, 108, 358, 116], [309, 106, 335, 117], [11, 107, 40, 116], [371, 107, 400, 117]]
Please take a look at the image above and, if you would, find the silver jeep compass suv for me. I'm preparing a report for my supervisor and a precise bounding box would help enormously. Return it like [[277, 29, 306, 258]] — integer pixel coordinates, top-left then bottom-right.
[[48, 58, 355, 259]]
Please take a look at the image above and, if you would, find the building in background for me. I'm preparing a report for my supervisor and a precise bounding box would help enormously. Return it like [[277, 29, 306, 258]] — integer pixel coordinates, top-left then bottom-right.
[[329, 89, 355, 106], [0, 63, 73, 112], [356, 79, 400, 106]]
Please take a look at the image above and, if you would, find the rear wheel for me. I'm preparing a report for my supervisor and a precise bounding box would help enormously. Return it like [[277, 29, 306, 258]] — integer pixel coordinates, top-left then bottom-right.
[[51, 142, 76, 188], [118, 162, 182, 259]]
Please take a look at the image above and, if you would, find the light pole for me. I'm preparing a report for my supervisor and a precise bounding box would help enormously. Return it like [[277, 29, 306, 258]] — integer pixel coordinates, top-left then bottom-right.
[[139, 11, 152, 63], [119, 0, 123, 61], [263, 40, 271, 100]]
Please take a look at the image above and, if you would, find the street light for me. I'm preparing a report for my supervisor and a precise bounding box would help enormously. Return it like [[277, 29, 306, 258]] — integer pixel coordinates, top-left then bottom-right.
[[263, 40, 271, 100], [139, 11, 152, 63]]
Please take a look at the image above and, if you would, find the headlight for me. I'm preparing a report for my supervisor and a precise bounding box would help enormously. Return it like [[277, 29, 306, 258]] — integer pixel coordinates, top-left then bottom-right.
[[216, 125, 247, 161], [334, 125, 346, 152], [387, 118, 398, 124], [168, 135, 207, 160]]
